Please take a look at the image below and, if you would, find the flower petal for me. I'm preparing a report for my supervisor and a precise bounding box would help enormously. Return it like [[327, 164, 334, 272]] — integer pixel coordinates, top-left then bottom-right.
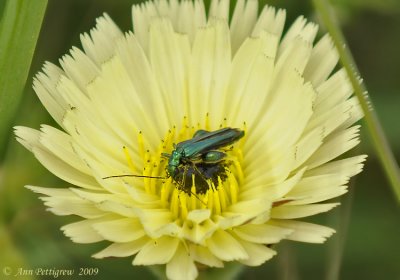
[[60, 47, 100, 93], [92, 218, 145, 243], [270, 203, 339, 219], [287, 174, 350, 205], [175, 0, 207, 42], [14, 126, 40, 152], [38, 125, 92, 175], [189, 244, 224, 268], [33, 63, 68, 126], [238, 240, 276, 266], [279, 16, 318, 56], [304, 34, 338, 86], [166, 243, 198, 280], [189, 20, 231, 127], [305, 155, 367, 177], [133, 236, 179, 265], [182, 219, 218, 244], [233, 223, 292, 244], [26, 185, 105, 218], [93, 237, 149, 258], [116, 32, 170, 135], [80, 14, 123, 66], [206, 230, 248, 261], [230, 0, 258, 53], [61, 218, 111, 244], [209, 0, 230, 21], [306, 125, 361, 169], [240, 168, 305, 205], [269, 220, 335, 243], [227, 31, 278, 127], [149, 19, 189, 126]]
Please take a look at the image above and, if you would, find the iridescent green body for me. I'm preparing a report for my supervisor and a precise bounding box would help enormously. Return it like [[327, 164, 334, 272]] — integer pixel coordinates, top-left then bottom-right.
[[163, 127, 245, 178]]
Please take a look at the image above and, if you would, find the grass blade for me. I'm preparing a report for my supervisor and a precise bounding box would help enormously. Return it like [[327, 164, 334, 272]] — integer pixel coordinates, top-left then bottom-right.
[[0, 0, 48, 159]]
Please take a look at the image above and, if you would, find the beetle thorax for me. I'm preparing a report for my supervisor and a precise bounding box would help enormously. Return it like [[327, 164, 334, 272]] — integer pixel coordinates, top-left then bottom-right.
[[167, 150, 182, 176]]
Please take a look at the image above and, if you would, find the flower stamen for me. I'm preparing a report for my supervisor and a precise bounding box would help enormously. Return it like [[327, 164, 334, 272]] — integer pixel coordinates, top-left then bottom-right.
[[136, 117, 245, 219]]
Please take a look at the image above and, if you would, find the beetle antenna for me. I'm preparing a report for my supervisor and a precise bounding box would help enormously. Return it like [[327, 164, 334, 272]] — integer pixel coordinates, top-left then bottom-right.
[[102, 174, 166, 180]]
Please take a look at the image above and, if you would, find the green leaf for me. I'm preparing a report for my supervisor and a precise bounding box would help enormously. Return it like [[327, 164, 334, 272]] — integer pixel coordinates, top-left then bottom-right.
[[0, 0, 48, 159]]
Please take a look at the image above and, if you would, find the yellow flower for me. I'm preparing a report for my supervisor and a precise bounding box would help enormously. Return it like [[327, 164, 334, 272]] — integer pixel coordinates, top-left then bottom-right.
[[15, 0, 366, 279]]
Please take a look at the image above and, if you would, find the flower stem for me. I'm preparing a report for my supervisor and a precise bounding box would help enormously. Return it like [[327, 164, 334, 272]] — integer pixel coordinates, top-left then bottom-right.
[[312, 0, 400, 202]]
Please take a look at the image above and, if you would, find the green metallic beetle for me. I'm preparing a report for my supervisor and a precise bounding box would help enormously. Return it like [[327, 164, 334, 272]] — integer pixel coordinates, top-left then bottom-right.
[[162, 127, 244, 178], [104, 127, 244, 194]]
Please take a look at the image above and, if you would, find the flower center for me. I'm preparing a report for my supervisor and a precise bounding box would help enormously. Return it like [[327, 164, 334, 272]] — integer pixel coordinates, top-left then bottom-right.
[[136, 117, 246, 218], [173, 162, 228, 195]]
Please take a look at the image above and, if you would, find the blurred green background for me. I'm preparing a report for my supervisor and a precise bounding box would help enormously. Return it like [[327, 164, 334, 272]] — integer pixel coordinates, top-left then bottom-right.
[[1, 0, 399, 279]]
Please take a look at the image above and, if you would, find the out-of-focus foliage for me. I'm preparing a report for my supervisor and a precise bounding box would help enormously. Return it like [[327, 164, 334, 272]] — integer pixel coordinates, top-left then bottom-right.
[[0, 0, 399, 279], [334, 0, 400, 14]]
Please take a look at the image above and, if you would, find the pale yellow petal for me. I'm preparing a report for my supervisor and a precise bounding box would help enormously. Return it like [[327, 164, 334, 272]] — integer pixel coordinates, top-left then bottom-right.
[[189, 244, 224, 268], [39, 125, 92, 175], [182, 219, 218, 244], [32, 146, 100, 190], [304, 97, 358, 138], [93, 237, 149, 258], [116, 33, 170, 134], [306, 125, 361, 169], [209, 0, 230, 21], [92, 218, 145, 243], [305, 155, 367, 178], [252, 5, 286, 38], [279, 16, 318, 56], [33, 63, 67, 126], [230, 0, 258, 53], [132, 1, 157, 53], [86, 56, 161, 149], [240, 168, 304, 201], [189, 20, 231, 127], [176, 0, 206, 42], [26, 186, 105, 218], [314, 68, 353, 111], [61, 218, 111, 244], [63, 111, 130, 179], [275, 36, 313, 75], [291, 127, 324, 170], [80, 13, 123, 66], [133, 236, 179, 265], [166, 243, 198, 280], [95, 200, 137, 218], [59, 47, 100, 93], [238, 240, 276, 266], [135, 208, 177, 238], [187, 209, 211, 224], [220, 199, 272, 228], [303, 34, 338, 86], [14, 126, 40, 152], [227, 32, 278, 127], [269, 220, 335, 243], [233, 224, 292, 244], [206, 230, 248, 261], [270, 203, 339, 219], [149, 19, 189, 126], [287, 174, 349, 205]]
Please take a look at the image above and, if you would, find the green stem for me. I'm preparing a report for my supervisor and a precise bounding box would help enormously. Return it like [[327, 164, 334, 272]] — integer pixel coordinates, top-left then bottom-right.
[[312, 0, 400, 202]]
